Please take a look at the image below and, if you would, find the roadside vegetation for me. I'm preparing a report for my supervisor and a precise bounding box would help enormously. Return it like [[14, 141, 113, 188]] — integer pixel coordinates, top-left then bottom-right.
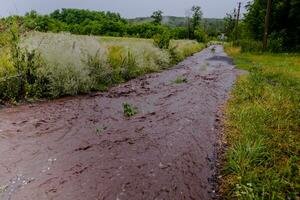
[[0, 24, 204, 103], [221, 45, 300, 199], [0, 6, 211, 103], [221, 0, 300, 198]]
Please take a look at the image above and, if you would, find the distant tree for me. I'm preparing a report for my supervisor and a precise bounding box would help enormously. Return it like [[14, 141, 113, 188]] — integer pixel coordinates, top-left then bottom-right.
[[185, 9, 193, 39], [191, 6, 203, 30], [224, 10, 237, 40], [151, 10, 163, 24]]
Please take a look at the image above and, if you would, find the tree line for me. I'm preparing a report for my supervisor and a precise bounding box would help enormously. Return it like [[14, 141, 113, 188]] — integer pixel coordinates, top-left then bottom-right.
[[0, 7, 224, 42]]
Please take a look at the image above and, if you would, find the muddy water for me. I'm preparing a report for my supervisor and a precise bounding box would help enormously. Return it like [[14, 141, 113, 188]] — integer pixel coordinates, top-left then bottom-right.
[[0, 46, 238, 200]]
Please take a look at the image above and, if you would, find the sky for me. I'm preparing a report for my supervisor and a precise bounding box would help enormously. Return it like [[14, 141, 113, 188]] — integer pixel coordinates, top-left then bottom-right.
[[0, 0, 250, 19]]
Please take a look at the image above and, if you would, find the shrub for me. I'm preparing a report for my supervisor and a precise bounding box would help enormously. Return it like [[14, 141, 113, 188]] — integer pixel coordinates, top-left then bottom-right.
[[194, 28, 208, 43], [87, 50, 113, 90], [121, 50, 140, 80], [269, 31, 286, 52], [169, 40, 204, 63], [153, 32, 170, 49], [38, 63, 92, 98]]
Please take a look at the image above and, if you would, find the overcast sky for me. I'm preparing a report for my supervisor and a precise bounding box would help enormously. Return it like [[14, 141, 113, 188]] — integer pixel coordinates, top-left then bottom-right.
[[0, 0, 250, 19]]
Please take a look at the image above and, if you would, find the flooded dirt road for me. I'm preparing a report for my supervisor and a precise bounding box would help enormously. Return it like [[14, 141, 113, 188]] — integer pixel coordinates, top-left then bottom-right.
[[0, 46, 238, 200]]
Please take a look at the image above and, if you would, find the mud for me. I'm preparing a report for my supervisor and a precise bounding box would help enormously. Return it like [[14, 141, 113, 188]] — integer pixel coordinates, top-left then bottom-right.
[[0, 45, 239, 200]]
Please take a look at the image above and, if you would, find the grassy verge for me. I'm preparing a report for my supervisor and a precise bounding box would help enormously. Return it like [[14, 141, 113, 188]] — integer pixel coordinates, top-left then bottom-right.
[[221, 46, 300, 199]]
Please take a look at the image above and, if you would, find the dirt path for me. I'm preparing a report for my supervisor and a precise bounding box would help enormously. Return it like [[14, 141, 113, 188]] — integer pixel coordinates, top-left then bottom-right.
[[0, 45, 238, 200]]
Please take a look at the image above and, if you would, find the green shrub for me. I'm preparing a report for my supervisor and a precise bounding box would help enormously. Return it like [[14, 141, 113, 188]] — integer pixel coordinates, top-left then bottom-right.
[[194, 28, 208, 43], [153, 32, 170, 49], [269, 32, 286, 52], [87, 50, 113, 90], [38, 63, 92, 98], [169, 40, 204, 63], [121, 50, 140, 80]]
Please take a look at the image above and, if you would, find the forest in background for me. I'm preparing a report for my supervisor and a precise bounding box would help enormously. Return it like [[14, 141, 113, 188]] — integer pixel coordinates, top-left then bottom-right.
[[224, 0, 300, 52]]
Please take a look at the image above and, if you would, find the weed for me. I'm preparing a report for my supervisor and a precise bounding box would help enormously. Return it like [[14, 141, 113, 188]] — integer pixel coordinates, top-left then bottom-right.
[[0, 185, 7, 193], [172, 76, 188, 84], [123, 102, 138, 117], [96, 126, 108, 135]]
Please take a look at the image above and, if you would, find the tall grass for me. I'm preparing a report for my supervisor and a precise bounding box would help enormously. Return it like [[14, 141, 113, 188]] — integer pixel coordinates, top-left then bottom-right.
[[0, 31, 204, 100], [222, 46, 300, 199]]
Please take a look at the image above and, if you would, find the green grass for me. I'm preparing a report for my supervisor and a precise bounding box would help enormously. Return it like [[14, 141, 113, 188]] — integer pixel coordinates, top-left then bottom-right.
[[221, 46, 300, 199]]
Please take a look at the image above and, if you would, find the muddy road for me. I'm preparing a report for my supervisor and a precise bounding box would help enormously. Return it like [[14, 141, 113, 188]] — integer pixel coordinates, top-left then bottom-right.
[[0, 45, 238, 200]]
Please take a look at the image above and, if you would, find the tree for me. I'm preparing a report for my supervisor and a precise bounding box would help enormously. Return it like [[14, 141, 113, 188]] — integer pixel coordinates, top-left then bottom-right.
[[151, 10, 163, 24], [244, 0, 300, 51], [224, 10, 237, 40], [191, 6, 203, 30]]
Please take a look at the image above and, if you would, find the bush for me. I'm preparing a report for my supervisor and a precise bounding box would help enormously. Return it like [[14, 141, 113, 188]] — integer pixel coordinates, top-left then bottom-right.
[[87, 50, 113, 90], [194, 28, 208, 43], [269, 31, 286, 52], [38, 63, 92, 98], [153, 32, 170, 49], [169, 40, 204, 63]]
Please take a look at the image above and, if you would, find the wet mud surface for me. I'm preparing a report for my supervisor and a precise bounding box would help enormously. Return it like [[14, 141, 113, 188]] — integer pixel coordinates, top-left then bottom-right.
[[0, 46, 239, 200]]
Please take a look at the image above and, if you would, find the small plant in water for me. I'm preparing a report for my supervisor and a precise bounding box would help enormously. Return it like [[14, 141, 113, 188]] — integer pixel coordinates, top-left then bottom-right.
[[172, 76, 188, 84], [96, 126, 108, 135], [123, 102, 138, 117], [211, 47, 216, 53]]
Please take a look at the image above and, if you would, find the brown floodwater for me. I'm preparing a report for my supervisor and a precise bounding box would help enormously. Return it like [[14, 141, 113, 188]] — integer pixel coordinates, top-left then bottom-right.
[[0, 45, 239, 200]]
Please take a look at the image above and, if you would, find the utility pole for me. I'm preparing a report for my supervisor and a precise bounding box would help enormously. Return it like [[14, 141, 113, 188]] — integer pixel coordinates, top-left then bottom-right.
[[235, 2, 241, 40], [263, 0, 272, 50]]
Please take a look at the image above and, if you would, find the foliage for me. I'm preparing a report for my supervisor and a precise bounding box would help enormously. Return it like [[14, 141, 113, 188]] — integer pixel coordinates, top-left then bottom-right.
[[151, 10, 163, 24], [0, 31, 203, 102], [224, 10, 237, 40], [123, 102, 138, 117], [232, 39, 263, 53], [153, 31, 170, 49], [243, 0, 300, 52], [1, 8, 222, 42], [222, 46, 300, 199], [0, 20, 44, 102], [2, 8, 209, 41], [194, 28, 208, 43], [191, 6, 203, 30], [169, 40, 204, 63]]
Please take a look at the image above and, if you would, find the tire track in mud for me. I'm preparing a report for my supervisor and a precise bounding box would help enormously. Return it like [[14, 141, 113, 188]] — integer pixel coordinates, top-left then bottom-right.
[[0, 45, 239, 200]]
